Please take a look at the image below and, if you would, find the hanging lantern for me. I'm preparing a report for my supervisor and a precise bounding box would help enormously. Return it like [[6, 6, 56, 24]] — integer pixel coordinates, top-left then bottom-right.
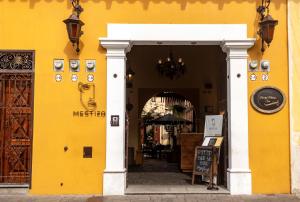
[[63, 1, 84, 53], [257, 0, 278, 52], [259, 14, 278, 46]]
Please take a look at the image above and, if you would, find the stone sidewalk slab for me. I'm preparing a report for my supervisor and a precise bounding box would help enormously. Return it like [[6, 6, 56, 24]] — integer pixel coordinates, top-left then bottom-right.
[[0, 194, 300, 202], [103, 194, 300, 202], [0, 194, 299, 202]]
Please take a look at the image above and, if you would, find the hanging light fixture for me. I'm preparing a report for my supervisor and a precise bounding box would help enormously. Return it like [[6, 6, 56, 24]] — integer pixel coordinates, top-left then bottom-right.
[[156, 50, 186, 80], [126, 62, 135, 88], [257, 0, 278, 52], [63, 0, 84, 53]]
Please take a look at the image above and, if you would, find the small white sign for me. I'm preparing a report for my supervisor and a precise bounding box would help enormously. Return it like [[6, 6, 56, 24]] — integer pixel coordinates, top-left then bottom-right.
[[55, 74, 62, 82], [87, 74, 94, 82], [250, 73, 257, 81], [204, 115, 223, 137], [71, 74, 78, 82], [262, 74, 269, 81], [202, 137, 211, 146]]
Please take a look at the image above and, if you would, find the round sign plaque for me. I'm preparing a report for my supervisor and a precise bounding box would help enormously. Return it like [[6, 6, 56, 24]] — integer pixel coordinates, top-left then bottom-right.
[[251, 86, 286, 114]]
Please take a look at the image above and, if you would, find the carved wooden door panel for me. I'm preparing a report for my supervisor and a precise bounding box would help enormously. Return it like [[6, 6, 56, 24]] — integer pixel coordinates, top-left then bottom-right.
[[0, 51, 34, 184]]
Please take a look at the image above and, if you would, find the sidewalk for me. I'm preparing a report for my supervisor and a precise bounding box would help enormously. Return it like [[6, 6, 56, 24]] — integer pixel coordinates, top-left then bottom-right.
[[0, 194, 299, 202]]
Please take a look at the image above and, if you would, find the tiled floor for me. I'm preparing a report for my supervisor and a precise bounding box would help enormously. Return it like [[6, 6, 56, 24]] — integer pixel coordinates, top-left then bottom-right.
[[128, 158, 179, 173], [128, 172, 193, 185], [126, 184, 229, 194], [127, 158, 228, 194]]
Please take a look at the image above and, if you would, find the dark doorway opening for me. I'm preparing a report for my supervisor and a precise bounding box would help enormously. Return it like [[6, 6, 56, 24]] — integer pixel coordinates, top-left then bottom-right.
[[125, 45, 228, 193]]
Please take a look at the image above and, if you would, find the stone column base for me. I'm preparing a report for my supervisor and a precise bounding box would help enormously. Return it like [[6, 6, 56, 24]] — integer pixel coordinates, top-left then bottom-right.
[[227, 169, 252, 195], [103, 170, 126, 195]]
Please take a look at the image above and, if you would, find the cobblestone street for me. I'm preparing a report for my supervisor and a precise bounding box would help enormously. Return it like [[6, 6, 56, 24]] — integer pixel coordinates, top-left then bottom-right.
[[0, 194, 299, 202]]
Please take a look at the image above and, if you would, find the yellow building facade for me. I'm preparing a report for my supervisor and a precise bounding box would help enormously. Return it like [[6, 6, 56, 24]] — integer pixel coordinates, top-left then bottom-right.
[[0, 0, 298, 196]]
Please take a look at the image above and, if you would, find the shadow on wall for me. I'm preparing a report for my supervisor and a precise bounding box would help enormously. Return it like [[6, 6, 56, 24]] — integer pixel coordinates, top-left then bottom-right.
[[64, 40, 85, 58], [3, 0, 285, 58], [63, 39, 106, 60], [1, 0, 286, 10]]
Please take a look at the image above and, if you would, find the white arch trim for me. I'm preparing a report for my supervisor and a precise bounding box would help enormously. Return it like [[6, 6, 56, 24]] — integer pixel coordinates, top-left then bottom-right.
[[99, 24, 255, 196]]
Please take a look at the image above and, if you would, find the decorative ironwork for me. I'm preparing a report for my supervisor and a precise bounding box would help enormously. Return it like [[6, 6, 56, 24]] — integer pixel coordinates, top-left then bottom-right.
[[0, 51, 34, 184], [0, 51, 34, 72]]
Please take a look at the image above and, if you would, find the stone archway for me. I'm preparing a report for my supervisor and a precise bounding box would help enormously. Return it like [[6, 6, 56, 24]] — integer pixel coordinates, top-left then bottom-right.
[[138, 88, 200, 120], [100, 24, 255, 195]]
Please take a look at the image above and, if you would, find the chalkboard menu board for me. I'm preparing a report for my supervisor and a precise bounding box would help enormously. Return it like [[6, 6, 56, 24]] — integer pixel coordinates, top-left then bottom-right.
[[193, 146, 213, 175]]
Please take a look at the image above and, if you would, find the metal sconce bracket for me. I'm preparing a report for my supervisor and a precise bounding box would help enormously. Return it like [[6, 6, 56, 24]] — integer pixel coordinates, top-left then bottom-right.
[[257, 0, 271, 20], [71, 0, 83, 16]]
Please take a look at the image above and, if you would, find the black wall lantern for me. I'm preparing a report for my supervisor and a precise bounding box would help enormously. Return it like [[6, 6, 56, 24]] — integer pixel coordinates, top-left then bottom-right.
[[257, 0, 278, 52], [63, 0, 84, 53]]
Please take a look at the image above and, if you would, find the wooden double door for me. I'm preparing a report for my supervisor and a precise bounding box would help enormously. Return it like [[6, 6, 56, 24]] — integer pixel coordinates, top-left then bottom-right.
[[0, 51, 34, 184]]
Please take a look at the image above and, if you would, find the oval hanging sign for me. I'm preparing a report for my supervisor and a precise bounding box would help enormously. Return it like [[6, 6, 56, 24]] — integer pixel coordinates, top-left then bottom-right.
[[251, 86, 286, 114]]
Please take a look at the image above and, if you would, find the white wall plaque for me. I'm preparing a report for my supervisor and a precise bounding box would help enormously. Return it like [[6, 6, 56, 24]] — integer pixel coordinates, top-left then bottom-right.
[[87, 74, 94, 82], [204, 115, 223, 137], [250, 74, 257, 81], [55, 74, 62, 82], [71, 74, 78, 82], [262, 74, 269, 81]]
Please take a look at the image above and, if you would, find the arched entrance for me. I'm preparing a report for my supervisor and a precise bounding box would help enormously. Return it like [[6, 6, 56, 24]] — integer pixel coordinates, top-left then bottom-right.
[[100, 24, 255, 195]]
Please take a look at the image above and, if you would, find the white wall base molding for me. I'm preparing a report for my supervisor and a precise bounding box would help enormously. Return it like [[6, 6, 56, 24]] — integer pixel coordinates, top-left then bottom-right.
[[103, 170, 126, 195], [291, 132, 300, 193], [227, 169, 252, 195]]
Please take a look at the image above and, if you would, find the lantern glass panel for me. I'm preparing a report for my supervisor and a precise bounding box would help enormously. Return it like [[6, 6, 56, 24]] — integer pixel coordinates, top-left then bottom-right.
[[267, 25, 274, 44], [262, 24, 275, 45], [71, 23, 79, 39]]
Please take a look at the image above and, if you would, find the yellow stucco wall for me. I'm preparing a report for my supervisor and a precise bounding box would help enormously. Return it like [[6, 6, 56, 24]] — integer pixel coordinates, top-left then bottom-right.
[[0, 0, 290, 194]]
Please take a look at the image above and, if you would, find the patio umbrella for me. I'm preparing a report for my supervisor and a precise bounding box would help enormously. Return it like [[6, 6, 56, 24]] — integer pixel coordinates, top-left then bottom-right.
[[145, 114, 192, 125]]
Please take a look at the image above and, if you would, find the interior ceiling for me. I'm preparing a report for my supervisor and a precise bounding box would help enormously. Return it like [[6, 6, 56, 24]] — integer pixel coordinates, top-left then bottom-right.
[[126, 45, 226, 89]]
